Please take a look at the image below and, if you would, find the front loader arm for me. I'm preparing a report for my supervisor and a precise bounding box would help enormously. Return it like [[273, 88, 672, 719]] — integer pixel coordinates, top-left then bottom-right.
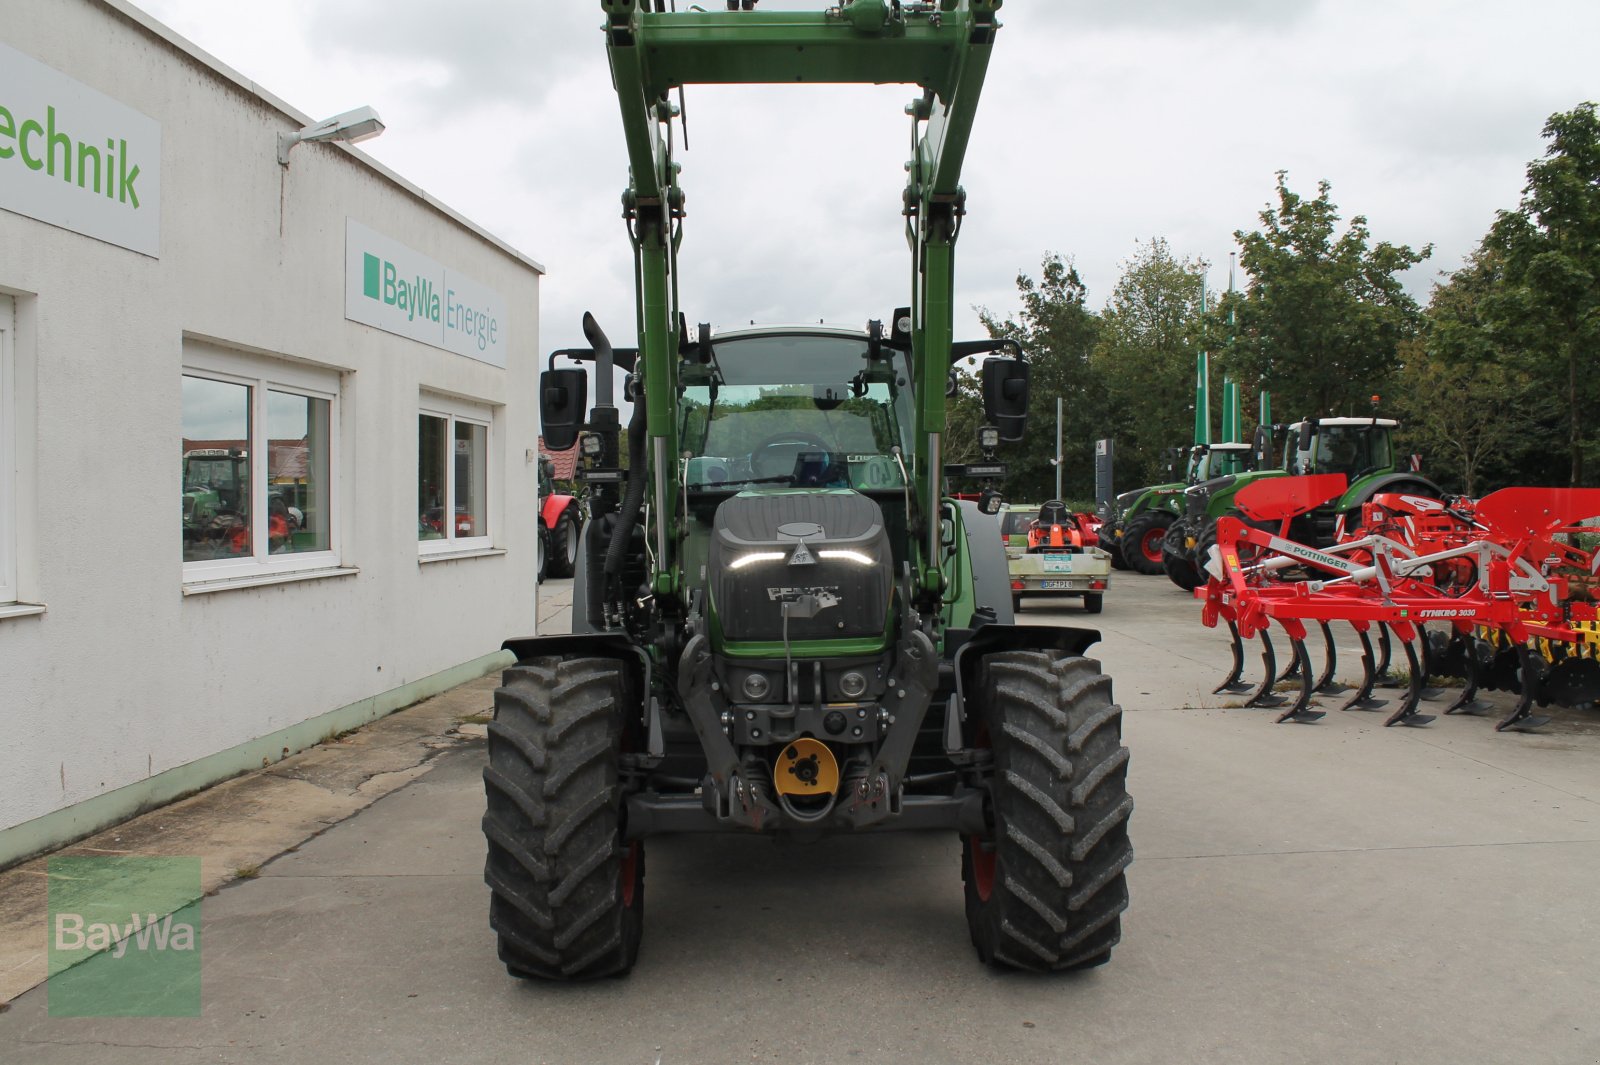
[[601, 0, 1002, 601]]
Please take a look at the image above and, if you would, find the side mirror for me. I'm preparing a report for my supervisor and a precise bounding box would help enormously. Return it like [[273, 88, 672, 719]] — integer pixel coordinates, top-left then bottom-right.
[[540, 368, 588, 451], [980, 357, 1029, 442], [1297, 422, 1314, 453]]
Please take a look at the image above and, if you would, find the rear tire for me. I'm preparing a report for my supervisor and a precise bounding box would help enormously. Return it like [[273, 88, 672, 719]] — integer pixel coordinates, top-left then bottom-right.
[[1120, 511, 1173, 576], [1161, 522, 1202, 592], [1105, 534, 1129, 571], [962, 651, 1133, 972], [482, 656, 644, 981], [547, 509, 582, 579], [536, 525, 549, 584]]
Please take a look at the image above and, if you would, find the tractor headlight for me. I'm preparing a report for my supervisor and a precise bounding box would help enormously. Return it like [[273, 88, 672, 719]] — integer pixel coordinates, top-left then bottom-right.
[[838, 671, 869, 698], [729, 551, 785, 570], [978, 425, 1001, 450], [580, 432, 603, 458], [743, 672, 772, 700]]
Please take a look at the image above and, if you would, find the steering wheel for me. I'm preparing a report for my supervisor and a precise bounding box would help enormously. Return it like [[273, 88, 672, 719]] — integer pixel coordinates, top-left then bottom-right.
[[749, 431, 837, 482]]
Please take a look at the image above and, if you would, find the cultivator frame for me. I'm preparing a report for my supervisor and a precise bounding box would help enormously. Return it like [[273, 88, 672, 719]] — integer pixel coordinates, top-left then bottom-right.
[[1198, 475, 1600, 733]]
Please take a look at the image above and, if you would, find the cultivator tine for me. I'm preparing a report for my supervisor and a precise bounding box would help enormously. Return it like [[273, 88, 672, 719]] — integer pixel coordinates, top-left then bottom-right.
[[1214, 620, 1252, 695], [1340, 625, 1388, 712], [1275, 646, 1300, 685], [1313, 622, 1350, 694], [1373, 624, 1401, 688], [1383, 636, 1435, 727], [1274, 636, 1326, 724], [1496, 644, 1552, 732], [1442, 634, 1492, 716], [1244, 631, 1289, 708]]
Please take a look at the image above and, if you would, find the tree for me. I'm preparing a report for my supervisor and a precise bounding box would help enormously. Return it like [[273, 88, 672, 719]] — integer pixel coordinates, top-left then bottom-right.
[[1485, 102, 1600, 486], [1391, 336, 1529, 495], [1091, 239, 1210, 490], [1217, 173, 1431, 421], [979, 255, 1105, 501]]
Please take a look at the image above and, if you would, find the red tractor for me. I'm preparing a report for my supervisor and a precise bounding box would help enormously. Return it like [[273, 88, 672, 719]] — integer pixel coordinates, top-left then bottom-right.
[[537, 454, 584, 582]]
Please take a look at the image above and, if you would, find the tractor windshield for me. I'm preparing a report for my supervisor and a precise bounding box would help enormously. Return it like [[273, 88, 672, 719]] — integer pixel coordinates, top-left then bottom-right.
[[1314, 426, 1392, 477], [678, 333, 912, 492]]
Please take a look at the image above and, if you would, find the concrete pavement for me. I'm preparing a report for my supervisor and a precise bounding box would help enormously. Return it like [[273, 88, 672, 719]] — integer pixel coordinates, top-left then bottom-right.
[[5, 573, 1600, 1063]]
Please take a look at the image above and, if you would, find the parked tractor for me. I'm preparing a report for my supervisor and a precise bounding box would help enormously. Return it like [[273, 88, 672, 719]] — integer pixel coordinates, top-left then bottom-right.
[[536, 454, 584, 582], [1164, 416, 1442, 591], [481, 0, 1132, 980], [1100, 446, 1188, 575], [181, 448, 248, 555]]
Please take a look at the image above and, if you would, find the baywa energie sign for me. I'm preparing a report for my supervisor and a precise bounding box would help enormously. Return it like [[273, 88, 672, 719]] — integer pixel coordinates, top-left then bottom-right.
[[0, 41, 161, 257], [345, 219, 508, 368]]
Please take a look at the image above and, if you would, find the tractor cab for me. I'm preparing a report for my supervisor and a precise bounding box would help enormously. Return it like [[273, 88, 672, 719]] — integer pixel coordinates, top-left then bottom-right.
[[1287, 418, 1397, 480], [1185, 441, 1256, 484]]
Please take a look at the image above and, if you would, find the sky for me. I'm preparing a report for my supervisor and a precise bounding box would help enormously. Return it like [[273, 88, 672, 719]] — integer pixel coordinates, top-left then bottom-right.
[[136, 0, 1600, 357]]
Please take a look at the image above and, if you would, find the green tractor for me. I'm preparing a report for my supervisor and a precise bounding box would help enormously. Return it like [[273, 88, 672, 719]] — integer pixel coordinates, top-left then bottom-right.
[[181, 448, 248, 555], [1101, 446, 1187, 575], [1165, 416, 1443, 589], [481, 1, 1132, 980]]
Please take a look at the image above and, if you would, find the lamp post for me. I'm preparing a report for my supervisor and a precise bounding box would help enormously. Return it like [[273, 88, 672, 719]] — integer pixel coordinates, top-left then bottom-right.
[[277, 106, 386, 166]]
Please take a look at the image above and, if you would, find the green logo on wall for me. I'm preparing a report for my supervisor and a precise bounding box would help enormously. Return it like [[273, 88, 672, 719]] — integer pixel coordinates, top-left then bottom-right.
[[360, 250, 441, 323], [47, 855, 202, 1017]]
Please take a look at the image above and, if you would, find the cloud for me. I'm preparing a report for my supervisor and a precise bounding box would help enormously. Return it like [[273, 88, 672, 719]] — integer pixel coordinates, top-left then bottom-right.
[[305, 0, 606, 112]]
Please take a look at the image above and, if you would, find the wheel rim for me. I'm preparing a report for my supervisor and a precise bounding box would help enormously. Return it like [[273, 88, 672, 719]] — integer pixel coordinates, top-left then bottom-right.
[[564, 516, 580, 567], [1140, 527, 1165, 564], [968, 837, 996, 902]]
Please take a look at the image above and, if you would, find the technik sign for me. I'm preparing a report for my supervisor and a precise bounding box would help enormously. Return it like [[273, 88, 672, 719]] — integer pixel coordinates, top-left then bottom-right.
[[345, 219, 508, 368], [0, 42, 161, 257]]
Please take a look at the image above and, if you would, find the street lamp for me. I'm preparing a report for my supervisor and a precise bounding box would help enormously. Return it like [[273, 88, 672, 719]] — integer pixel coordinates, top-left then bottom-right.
[[278, 106, 386, 166]]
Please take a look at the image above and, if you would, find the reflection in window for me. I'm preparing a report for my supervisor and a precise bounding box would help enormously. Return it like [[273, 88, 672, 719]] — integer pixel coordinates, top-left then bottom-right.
[[181, 375, 251, 562], [418, 415, 447, 541], [268, 391, 331, 554], [419, 409, 489, 546], [455, 421, 486, 539]]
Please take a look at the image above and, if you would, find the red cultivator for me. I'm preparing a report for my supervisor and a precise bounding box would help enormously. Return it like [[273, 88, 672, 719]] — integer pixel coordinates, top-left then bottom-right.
[[1197, 475, 1600, 732]]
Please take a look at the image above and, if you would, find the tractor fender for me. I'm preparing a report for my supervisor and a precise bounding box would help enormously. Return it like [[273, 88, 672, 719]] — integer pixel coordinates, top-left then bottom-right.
[[501, 633, 652, 704], [954, 499, 1015, 626], [1344, 473, 1444, 510], [947, 622, 1102, 727], [540, 493, 578, 528]]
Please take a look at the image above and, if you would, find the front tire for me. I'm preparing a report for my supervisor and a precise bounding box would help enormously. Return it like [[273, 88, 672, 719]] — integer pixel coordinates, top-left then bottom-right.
[[1120, 511, 1173, 576], [482, 656, 643, 980], [962, 651, 1133, 972], [547, 508, 582, 579], [1161, 522, 1202, 592]]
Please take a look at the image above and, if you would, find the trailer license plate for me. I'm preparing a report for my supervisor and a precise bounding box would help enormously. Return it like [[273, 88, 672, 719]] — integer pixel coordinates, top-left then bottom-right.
[[1041, 579, 1073, 590]]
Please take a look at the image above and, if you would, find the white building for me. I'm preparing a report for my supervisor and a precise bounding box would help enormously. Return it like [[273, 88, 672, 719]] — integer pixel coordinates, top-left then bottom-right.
[[0, 0, 543, 867]]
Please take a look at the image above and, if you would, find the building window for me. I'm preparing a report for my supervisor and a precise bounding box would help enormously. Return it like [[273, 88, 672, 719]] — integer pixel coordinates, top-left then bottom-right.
[[0, 295, 14, 604], [182, 343, 339, 581], [418, 397, 492, 553]]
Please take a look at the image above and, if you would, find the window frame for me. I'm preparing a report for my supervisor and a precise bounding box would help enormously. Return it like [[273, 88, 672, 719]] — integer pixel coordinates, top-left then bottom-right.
[[418, 393, 494, 557], [181, 345, 342, 585], [0, 294, 15, 604]]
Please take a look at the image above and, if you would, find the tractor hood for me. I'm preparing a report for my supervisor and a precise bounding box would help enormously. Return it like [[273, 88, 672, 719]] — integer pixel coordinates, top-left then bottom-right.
[[707, 490, 893, 649]]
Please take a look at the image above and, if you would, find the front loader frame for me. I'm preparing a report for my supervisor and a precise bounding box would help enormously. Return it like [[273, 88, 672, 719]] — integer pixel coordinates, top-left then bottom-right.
[[601, 0, 1001, 607]]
